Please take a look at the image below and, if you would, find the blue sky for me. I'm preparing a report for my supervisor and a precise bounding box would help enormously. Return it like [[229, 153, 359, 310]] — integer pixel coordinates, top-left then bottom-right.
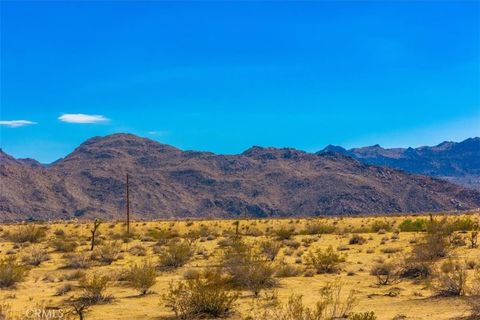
[[1, 1, 479, 163]]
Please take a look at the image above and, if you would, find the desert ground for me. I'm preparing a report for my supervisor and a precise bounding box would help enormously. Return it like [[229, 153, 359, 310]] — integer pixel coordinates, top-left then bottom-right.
[[0, 212, 479, 320]]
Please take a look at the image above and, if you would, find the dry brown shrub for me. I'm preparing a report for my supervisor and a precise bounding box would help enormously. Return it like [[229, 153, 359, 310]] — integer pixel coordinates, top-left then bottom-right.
[[163, 269, 238, 319], [124, 261, 157, 295], [249, 280, 358, 320], [158, 240, 194, 269], [260, 239, 281, 261], [370, 261, 401, 285], [0, 256, 29, 288], [21, 245, 50, 266]]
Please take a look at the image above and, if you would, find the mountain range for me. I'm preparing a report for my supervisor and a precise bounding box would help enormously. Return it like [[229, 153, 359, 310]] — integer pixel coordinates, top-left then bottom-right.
[[1, 134, 479, 221], [319, 137, 480, 190]]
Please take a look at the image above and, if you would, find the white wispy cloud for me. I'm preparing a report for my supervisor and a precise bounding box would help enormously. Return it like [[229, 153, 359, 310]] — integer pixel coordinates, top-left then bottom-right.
[[58, 113, 109, 124], [148, 130, 171, 137], [0, 120, 37, 128]]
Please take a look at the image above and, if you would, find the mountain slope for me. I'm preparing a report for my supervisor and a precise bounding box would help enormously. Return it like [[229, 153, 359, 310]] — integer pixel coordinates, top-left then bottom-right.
[[318, 138, 480, 190], [1, 134, 480, 221]]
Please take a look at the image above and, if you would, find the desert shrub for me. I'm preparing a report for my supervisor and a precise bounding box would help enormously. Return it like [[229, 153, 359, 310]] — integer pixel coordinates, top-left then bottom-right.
[[112, 230, 136, 243], [381, 247, 403, 254], [245, 228, 263, 237], [275, 262, 302, 278], [54, 229, 66, 236], [221, 238, 276, 296], [274, 227, 295, 240], [0, 256, 29, 288], [303, 222, 336, 235], [305, 246, 345, 274], [55, 283, 74, 296], [399, 261, 431, 280], [51, 237, 78, 253], [128, 244, 147, 256], [370, 261, 401, 285], [398, 219, 427, 232], [125, 261, 157, 295], [148, 228, 178, 245], [6, 225, 47, 243], [79, 273, 112, 303], [183, 269, 201, 280], [411, 218, 451, 261], [159, 241, 194, 269], [250, 280, 358, 320], [62, 270, 86, 281], [349, 235, 366, 245], [163, 269, 238, 319], [284, 239, 301, 249], [349, 312, 377, 320], [92, 241, 122, 264], [370, 221, 392, 233], [449, 233, 466, 247], [21, 245, 50, 266], [260, 239, 281, 261], [63, 252, 91, 269], [430, 259, 467, 296], [450, 217, 478, 232]]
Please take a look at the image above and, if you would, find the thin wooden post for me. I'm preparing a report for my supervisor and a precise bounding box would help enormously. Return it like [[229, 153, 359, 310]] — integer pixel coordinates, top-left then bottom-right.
[[126, 173, 130, 234]]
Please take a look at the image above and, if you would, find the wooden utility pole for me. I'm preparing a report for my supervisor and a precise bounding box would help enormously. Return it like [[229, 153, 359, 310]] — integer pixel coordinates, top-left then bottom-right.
[[126, 173, 130, 234]]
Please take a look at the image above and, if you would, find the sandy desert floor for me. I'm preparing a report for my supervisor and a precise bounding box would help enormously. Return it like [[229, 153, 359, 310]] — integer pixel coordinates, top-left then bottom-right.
[[0, 212, 479, 320]]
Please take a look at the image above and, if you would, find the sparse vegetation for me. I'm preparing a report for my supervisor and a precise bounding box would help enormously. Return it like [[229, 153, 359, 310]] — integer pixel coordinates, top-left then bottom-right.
[[158, 241, 194, 269], [0, 256, 28, 288], [305, 245, 345, 274], [79, 273, 112, 304], [163, 269, 238, 319], [0, 214, 478, 319], [124, 261, 157, 295], [5, 225, 47, 243], [21, 245, 50, 266]]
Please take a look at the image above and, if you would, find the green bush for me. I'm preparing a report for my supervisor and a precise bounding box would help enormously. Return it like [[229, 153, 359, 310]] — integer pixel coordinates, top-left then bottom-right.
[[370, 221, 392, 233], [305, 246, 345, 274], [450, 217, 478, 232], [398, 219, 427, 232]]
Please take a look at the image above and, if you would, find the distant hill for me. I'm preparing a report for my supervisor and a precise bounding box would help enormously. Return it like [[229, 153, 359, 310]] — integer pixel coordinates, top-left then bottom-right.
[[318, 137, 480, 190], [1, 134, 479, 221]]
